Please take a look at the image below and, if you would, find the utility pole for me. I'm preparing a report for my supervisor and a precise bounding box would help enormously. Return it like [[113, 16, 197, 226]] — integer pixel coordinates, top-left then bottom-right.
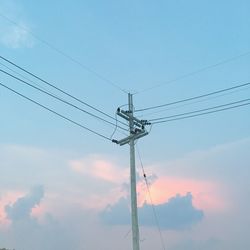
[[112, 93, 150, 250]]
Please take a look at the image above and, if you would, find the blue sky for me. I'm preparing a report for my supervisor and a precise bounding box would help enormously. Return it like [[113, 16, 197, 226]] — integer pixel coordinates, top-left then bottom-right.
[[0, 1, 250, 250]]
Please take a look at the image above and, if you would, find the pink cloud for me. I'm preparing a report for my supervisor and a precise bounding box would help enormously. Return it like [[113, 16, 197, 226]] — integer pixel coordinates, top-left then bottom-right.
[[0, 190, 24, 227], [69, 155, 227, 214], [0, 189, 48, 227], [70, 156, 129, 184], [137, 176, 226, 213], [31, 202, 47, 221]]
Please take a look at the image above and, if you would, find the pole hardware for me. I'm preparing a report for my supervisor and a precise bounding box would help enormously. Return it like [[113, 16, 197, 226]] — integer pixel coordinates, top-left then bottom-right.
[[113, 93, 150, 250]]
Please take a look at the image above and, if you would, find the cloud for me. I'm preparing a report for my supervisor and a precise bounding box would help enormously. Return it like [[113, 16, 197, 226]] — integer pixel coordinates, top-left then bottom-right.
[[170, 238, 220, 250], [70, 155, 129, 184], [100, 193, 204, 230], [100, 197, 131, 225], [140, 193, 204, 229], [0, 190, 24, 227], [0, 186, 82, 250], [0, 1, 34, 49], [0, 140, 249, 249], [142, 138, 250, 214], [156, 137, 250, 183], [5, 186, 44, 222], [0, 145, 129, 213], [139, 176, 225, 213], [0, 187, 132, 250], [1, 22, 34, 49]]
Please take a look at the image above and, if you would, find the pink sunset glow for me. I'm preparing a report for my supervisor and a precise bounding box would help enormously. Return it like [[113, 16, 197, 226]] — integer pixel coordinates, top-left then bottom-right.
[[137, 176, 226, 212], [0, 189, 47, 227], [70, 156, 129, 184], [70, 157, 227, 213], [0, 190, 24, 227]]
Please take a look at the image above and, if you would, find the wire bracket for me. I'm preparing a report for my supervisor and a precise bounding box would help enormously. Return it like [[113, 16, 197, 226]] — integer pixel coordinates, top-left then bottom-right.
[[113, 106, 150, 146]]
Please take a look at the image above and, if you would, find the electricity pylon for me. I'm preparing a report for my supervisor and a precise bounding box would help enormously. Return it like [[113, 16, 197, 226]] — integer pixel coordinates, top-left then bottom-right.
[[112, 93, 150, 250]]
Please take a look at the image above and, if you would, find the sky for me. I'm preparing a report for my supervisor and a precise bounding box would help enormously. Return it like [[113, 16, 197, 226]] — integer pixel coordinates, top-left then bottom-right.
[[0, 1, 250, 249]]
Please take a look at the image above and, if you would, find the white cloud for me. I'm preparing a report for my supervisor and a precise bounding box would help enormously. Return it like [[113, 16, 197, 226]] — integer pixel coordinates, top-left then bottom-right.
[[154, 137, 250, 185], [1, 21, 34, 49], [0, 1, 34, 49]]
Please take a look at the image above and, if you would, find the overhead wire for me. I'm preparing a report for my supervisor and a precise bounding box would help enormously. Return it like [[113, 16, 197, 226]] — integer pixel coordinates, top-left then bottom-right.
[[0, 13, 128, 94], [109, 112, 120, 139], [135, 82, 250, 112], [151, 101, 250, 124], [0, 55, 128, 128], [1, 13, 248, 136], [2, 13, 250, 99], [0, 67, 128, 131], [136, 145, 166, 250], [2, 13, 250, 96], [138, 85, 250, 118], [0, 61, 62, 99], [135, 51, 250, 95], [0, 81, 112, 141], [149, 99, 250, 122]]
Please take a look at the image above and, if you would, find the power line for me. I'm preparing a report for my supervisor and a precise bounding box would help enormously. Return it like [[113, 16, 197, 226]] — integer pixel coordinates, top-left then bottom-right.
[[136, 145, 166, 250], [138, 86, 250, 118], [0, 81, 112, 141], [0, 67, 128, 132], [0, 61, 63, 99], [135, 82, 250, 112], [149, 99, 250, 122], [0, 59, 126, 132], [0, 13, 128, 94], [135, 51, 250, 95], [0, 55, 128, 128], [151, 101, 250, 124]]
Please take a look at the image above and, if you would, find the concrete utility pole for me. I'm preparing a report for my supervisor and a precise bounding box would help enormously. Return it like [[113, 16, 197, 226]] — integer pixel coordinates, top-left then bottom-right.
[[113, 93, 150, 250]]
